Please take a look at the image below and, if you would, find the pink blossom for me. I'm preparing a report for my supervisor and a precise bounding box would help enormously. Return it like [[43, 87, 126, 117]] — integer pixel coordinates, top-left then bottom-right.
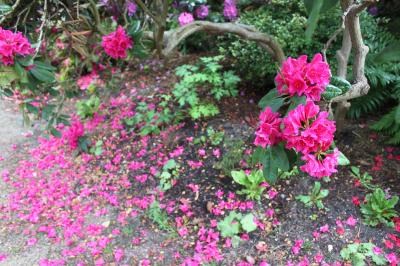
[[386, 253, 398, 265], [213, 148, 220, 158], [178, 12, 194, 26], [254, 107, 282, 147], [114, 248, 124, 262], [195, 5, 209, 19], [283, 101, 335, 155], [319, 224, 329, 233], [300, 148, 339, 178], [0, 27, 33, 65], [373, 246, 382, 255], [291, 239, 303, 255], [223, 0, 238, 20], [102, 25, 133, 59], [345, 216, 357, 227], [0, 254, 6, 262], [275, 54, 331, 101], [126, 1, 137, 16], [27, 237, 38, 246]]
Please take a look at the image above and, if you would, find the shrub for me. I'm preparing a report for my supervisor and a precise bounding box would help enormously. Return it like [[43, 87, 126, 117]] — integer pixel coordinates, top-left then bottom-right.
[[173, 55, 240, 120], [231, 170, 266, 200]]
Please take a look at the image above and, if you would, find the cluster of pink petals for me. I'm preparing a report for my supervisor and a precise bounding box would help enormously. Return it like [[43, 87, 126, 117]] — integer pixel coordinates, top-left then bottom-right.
[[254, 107, 282, 148], [195, 5, 209, 19], [223, 0, 238, 20], [101, 26, 133, 59], [62, 119, 85, 149], [0, 27, 33, 65], [275, 54, 331, 101], [300, 148, 339, 178], [178, 12, 194, 26], [283, 101, 335, 155]]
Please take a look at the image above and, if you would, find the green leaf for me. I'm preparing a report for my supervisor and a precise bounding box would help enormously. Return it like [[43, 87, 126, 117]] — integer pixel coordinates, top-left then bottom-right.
[[30, 67, 55, 83], [0, 66, 18, 86], [231, 170, 248, 186], [338, 151, 350, 166], [374, 41, 400, 63], [258, 89, 284, 112], [305, 0, 323, 41], [50, 127, 62, 138], [0, 4, 11, 13], [240, 214, 257, 233], [395, 104, 400, 124], [304, 0, 339, 14], [262, 144, 289, 184], [322, 85, 343, 100], [287, 96, 307, 112], [217, 212, 242, 237]]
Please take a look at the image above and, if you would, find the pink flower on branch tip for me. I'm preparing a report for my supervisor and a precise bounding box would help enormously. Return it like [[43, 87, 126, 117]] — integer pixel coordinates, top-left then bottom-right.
[[275, 54, 331, 101], [254, 107, 282, 148], [178, 12, 194, 26], [102, 25, 133, 59]]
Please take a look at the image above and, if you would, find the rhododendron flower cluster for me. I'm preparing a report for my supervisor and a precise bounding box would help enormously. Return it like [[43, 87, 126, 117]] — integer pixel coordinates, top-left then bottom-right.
[[63, 119, 85, 149], [223, 0, 238, 20], [101, 26, 133, 59], [195, 5, 209, 19], [254, 107, 282, 148], [255, 54, 339, 178], [178, 12, 194, 26], [275, 54, 331, 101], [0, 27, 33, 65]]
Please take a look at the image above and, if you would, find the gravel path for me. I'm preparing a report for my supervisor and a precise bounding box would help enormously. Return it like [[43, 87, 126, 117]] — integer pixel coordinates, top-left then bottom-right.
[[0, 99, 58, 266]]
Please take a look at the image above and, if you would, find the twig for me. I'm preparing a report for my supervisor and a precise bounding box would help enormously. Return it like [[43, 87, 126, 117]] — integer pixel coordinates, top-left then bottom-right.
[[134, 0, 160, 25], [88, 0, 106, 35], [34, 0, 48, 58]]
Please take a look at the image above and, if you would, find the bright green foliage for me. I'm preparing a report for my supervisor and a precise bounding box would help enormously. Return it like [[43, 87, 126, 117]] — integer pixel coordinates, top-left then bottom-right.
[[350, 166, 376, 190], [360, 188, 399, 227], [217, 211, 257, 247], [123, 102, 175, 136], [147, 200, 173, 232], [296, 181, 329, 209], [231, 170, 266, 200], [214, 139, 246, 176], [158, 159, 180, 192], [322, 76, 351, 100], [173, 56, 240, 120], [76, 95, 101, 119], [206, 126, 224, 146], [89, 140, 104, 156], [349, 13, 400, 141], [218, 0, 340, 87], [340, 243, 388, 266]]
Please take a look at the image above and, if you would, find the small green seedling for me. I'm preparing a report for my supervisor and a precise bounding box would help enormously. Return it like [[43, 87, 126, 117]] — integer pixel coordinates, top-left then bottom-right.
[[360, 188, 398, 227], [340, 242, 387, 266], [158, 159, 180, 191], [296, 181, 329, 209], [350, 166, 376, 190], [217, 211, 257, 247], [231, 170, 266, 200]]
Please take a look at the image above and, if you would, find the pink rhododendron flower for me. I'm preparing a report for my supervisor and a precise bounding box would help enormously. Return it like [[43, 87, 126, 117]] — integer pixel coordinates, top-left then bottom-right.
[[63, 119, 85, 149], [300, 148, 339, 178], [178, 12, 194, 26], [319, 224, 329, 233], [126, 1, 137, 16], [283, 101, 335, 155], [195, 5, 209, 19], [275, 54, 331, 101], [345, 216, 357, 227], [223, 0, 238, 20], [114, 248, 124, 262], [0, 27, 33, 65], [77, 72, 99, 90], [254, 107, 282, 147], [0, 254, 6, 262], [102, 25, 133, 59]]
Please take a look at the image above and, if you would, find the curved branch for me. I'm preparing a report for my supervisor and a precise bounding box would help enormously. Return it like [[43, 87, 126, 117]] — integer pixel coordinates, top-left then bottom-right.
[[162, 21, 285, 64], [331, 0, 376, 103]]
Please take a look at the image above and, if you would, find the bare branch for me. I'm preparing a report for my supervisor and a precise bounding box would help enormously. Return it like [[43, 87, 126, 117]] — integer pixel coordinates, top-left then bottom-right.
[[134, 0, 160, 25], [34, 0, 48, 58], [162, 21, 285, 64]]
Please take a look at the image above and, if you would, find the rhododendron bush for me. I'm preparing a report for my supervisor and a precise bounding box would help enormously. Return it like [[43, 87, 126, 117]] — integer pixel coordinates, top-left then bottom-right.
[[253, 54, 348, 183]]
